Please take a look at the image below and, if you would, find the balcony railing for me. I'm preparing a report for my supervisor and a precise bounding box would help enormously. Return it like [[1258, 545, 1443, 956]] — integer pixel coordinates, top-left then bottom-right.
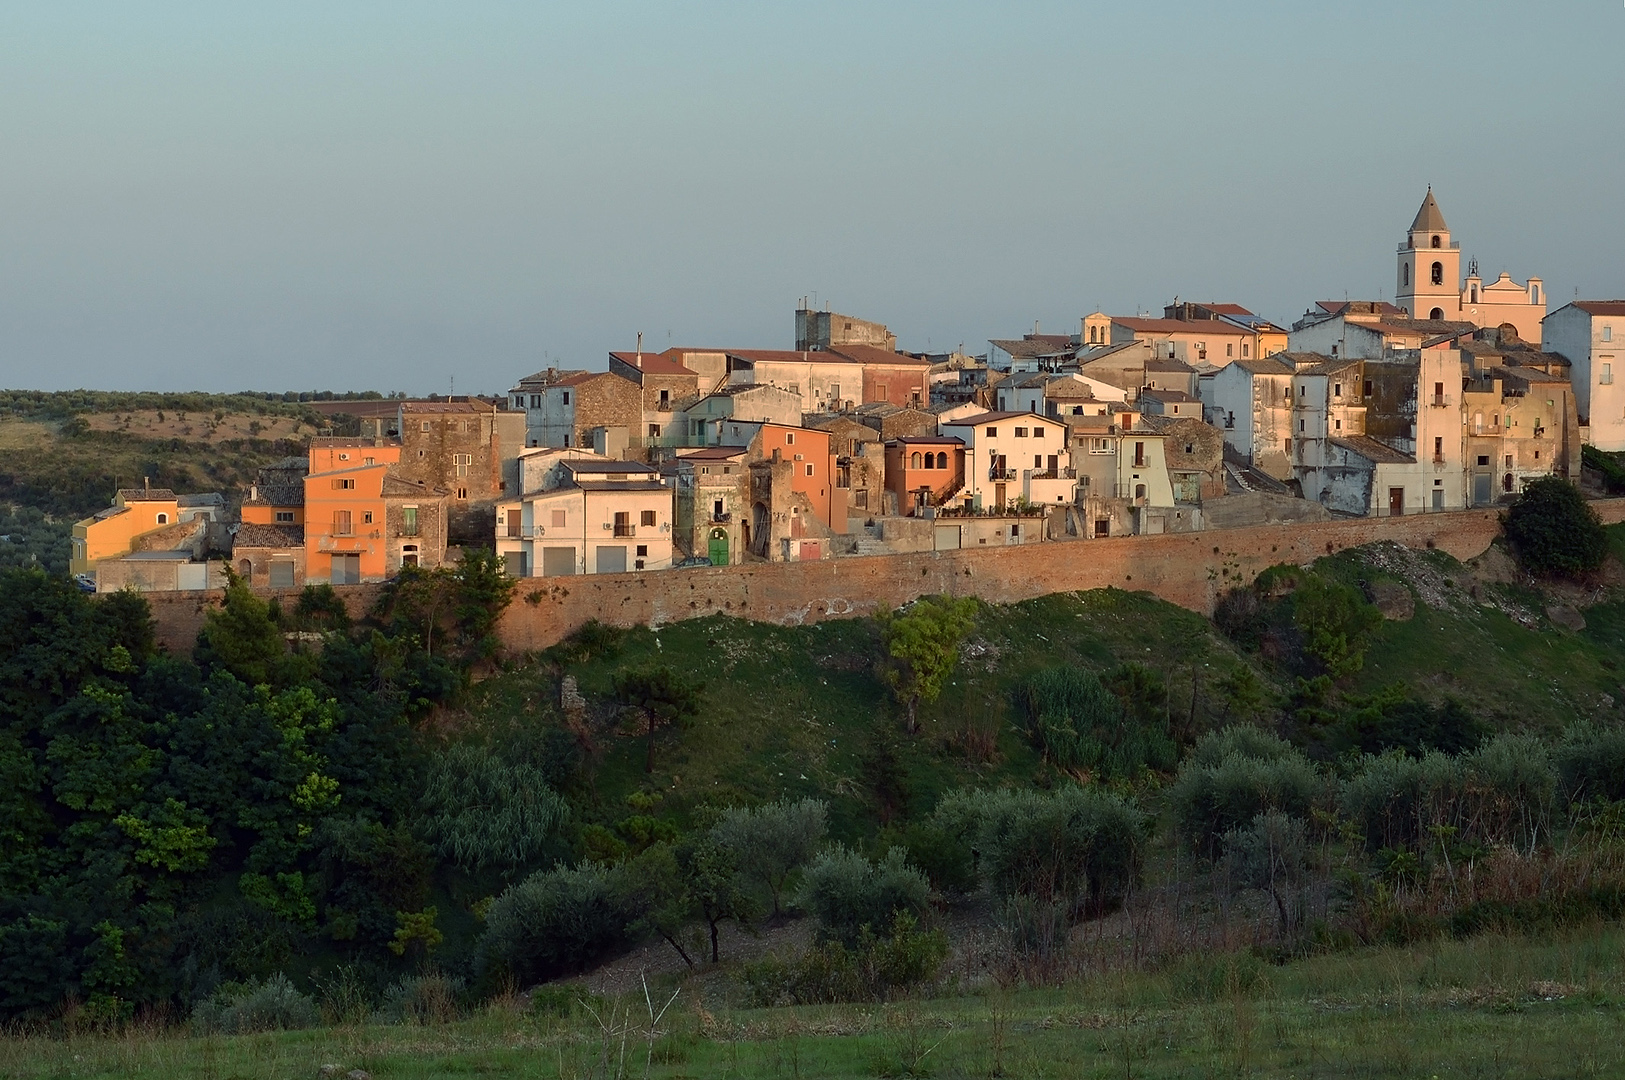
[[612, 524, 636, 538], [1430, 394, 1453, 408], [1600, 373, 1614, 385], [710, 511, 732, 523], [989, 467, 1018, 481]]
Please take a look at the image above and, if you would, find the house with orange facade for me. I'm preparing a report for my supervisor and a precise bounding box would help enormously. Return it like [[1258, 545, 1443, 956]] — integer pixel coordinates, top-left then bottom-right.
[[884, 436, 967, 516], [71, 482, 226, 581]]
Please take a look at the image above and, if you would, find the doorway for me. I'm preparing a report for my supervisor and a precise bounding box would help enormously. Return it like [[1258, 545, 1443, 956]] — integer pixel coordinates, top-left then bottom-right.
[[708, 527, 730, 566], [1388, 488, 1405, 516]]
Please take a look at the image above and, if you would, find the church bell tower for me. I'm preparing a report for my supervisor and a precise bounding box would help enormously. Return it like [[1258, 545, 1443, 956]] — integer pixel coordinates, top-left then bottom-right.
[[1396, 188, 1461, 322]]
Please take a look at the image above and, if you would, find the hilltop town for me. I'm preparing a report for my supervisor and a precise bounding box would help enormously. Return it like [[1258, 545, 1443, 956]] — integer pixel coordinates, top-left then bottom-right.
[[65, 190, 1622, 595]]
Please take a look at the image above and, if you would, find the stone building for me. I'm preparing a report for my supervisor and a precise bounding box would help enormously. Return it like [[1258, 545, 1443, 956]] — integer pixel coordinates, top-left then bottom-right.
[[794, 305, 897, 352], [393, 400, 525, 542]]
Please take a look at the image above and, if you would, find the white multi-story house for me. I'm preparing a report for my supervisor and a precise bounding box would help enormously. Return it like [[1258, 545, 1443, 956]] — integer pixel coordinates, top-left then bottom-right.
[[495, 459, 673, 577], [938, 410, 1075, 509], [1544, 301, 1625, 451], [1200, 356, 1295, 479]]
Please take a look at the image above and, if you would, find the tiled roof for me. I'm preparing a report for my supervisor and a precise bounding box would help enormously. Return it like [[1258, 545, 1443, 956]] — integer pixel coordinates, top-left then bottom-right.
[[1145, 357, 1197, 372], [401, 400, 489, 414], [117, 488, 177, 502], [1315, 300, 1406, 317], [1572, 301, 1625, 317], [609, 350, 699, 376], [826, 345, 931, 367], [1329, 435, 1414, 464], [726, 350, 860, 365], [382, 474, 446, 497], [234, 523, 304, 549], [1230, 356, 1295, 375], [178, 492, 225, 507], [675, 446, 748, 461], [564, 459, 658, 474], [888, 435, 965, 445], [989, 338, 1076, 358], [942, 410, 1045, 426], [573, 479, 669, 492], [1113, 317, 1251, 335], [1141, 389, 1197, 402]]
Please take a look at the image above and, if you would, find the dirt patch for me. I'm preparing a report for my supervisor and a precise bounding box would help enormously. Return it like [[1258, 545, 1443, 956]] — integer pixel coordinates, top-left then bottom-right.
[[0, 419, 55, 451]]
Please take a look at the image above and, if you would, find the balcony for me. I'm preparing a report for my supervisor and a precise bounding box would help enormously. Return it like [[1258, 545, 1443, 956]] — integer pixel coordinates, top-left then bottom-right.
[[1601, 374, 1614, 385], [612, 524, 636, 538], [1429, 394, 1453, 409], [989, 467, 1018, 481], [710, 511, 732, 523]]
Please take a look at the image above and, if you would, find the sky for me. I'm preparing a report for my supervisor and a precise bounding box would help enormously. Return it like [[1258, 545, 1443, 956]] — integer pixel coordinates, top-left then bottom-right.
[[1, 1, 1621, 395]]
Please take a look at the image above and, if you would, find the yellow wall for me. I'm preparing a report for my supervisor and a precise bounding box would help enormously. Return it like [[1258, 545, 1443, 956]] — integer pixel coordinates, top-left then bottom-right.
[[71, 495, 181, 575]]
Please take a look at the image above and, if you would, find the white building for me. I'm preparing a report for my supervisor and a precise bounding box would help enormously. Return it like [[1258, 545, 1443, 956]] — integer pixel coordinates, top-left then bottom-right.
[[938, 410, 1075, 509], [1544, 301, 1625, 451], [1200, 356, 1295, 479], [496, 459, 673, 577]]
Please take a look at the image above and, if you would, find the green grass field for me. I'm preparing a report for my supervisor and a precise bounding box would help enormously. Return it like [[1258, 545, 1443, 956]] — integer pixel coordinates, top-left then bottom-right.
[[5, 930, 1623, 1078]]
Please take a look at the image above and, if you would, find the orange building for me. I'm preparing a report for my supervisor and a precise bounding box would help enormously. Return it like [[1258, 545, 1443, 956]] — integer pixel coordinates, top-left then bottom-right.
[[752, 423, 844, 533], [884, 436, 967, 515]]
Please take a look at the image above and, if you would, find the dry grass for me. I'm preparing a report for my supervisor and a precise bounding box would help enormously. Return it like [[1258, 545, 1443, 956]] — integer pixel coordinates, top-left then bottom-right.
[[80, 409, 311, 445]]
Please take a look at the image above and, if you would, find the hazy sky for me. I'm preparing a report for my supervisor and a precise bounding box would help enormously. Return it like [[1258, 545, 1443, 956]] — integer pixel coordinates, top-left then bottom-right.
[[2, 1, 1621, 394]]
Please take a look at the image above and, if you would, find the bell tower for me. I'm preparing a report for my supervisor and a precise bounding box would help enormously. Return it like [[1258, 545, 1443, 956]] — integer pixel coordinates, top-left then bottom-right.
[[1395, 187, 1461, 322]]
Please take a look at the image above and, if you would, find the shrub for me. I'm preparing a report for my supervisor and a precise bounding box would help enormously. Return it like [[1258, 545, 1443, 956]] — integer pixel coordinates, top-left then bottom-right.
[[1463, 733, 1556, 851], [797, 847, 933, 948], [1223, 810, 1311, 934], [934, 785, 1149, 918], [1290, 576, 1382, 678], [1212, 587, 1268, 649], [190, 973, 319, 1035], [421, 743, 568, 872], [1339, 688, 1486, 757], [741, 912, 947, 1006], [1172, 744, 1322, 858], [1187, 726, 1299, 770], [376, 973, 464, 1025], [1556, 721, 1625, 805], [877, 596, 978, 732], [1338, 750, 1463, 853], [881, 819, 978, 898], [1503, 476, 1608, 578], [1016, 666, 1175, 779], [480, 864, 632, 985], [711, 798, 828, 917]]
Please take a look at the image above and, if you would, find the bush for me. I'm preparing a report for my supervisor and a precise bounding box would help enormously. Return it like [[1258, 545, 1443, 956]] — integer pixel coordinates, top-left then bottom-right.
[[1339, 750, 1463, 853], [1503, 476, 1608, 578], [480, 864, 632, 985], [376, 973, 464, 1025], [711, 798, 828, 917], [1338, 689, 1486, 757], [934, 785, 1149, 918], [1291, 576, 1382, 678], [1224, 810, 1312, 934], [1187, 726, 1299, 770], [1556, 721, 1625, 806], [741, 912, 947, 1006], [1172, 742, 1322, 858], [1213, 587, 1268, 649], [1016, 666, 1176, 779], [1464, 733, 1556, 851], [190, 973, 319, 1034], [881, 819, 978, 898], [797, 847, 933, 948], [421, 743, 568, 872]]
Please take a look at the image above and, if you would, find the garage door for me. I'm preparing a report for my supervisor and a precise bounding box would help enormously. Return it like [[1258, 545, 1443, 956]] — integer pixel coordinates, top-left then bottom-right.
[[595, 545, 627, 574], [541, 547, 576, 576], [933, 525, 961, 551]]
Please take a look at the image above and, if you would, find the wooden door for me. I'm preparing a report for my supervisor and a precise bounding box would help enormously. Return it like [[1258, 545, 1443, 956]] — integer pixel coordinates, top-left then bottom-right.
[[1388, 487, 1404, 516]]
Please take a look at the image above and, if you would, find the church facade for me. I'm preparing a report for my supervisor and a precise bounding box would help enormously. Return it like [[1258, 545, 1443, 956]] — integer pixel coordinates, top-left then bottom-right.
[[1395, 188, 1545, 343]]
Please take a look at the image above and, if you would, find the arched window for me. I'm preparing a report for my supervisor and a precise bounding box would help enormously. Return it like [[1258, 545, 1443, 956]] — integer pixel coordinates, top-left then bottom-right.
[[1531, 284, 1540, 305], [1430, 261, 1444, 285], [1429, 307, 1445, 321], [1470, 285, 1478, 303], [922, 453, 935, 470], [910, 452, 922, 468], [156, 513, 168, 524], [1431, 235, 1441, 249], [1402, 264, 1409, 287], [937, 452, 948, 469]]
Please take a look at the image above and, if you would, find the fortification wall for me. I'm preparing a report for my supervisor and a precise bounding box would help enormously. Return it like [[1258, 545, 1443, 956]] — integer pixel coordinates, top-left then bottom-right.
[[142, 501, 1625, 655]]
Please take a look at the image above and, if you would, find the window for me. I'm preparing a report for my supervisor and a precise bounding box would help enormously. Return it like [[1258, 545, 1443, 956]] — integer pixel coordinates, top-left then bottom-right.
[[1133, 441, 1145, 467], [1242, 342, 1250, 358], [649, 423, 661, 438], [530, 394, 541, 408], [333, 510, 353, 535], [1605, 326, 1614, 342], [156, 513, 168, 524], [785, 432, 795, 444], [421, 421, 431, 432], [562, 391, 571, 405], [363, 511, 373, 525], [636, 545, 648, 558], [456, 487, 468, 500], [275, 511, 295, 523], [1402, 264, 1410, 287], [1033, 425, 1044, 438], [551, 510, 566, 528], [876, 383, 887, 399], [658, 388, 669, 406], [331, 478, 356, 490], [1014, 427, 1028, 438], [1431, 261, 1444, 285], [937, 452, 948, 469], [1226, 343, 1233, 358], [1430, 307, 1444, 321], [641, 510, 656, 527], [1364, 379, 1373, 397], [453, 453, 472, 476], [1334, 383, 1342, 397], [1299, 419, 1305, 432], [364, 456, 375, 466], [1433, 437, 1443, 462], [985, 427, 997, 438], [805, 464, 814, 476], [1335, 419, 1342, 430], [1470, 285, 1478, 303], [1431, 235, 1442, 249], [402, 506, 418, 536], [613, 511, 632, 537], [911, 451, 922, 468]]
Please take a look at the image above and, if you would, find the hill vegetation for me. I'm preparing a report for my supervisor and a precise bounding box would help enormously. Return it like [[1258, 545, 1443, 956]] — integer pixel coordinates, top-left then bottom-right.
[[5, 497, 1625, 1075]]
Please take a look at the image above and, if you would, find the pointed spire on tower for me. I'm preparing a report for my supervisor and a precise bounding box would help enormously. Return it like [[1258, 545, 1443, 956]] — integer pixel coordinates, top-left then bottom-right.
[[1410, 187, 1449, 234]]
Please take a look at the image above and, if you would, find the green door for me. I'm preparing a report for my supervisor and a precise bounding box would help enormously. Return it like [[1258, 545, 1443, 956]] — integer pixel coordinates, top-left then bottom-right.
[[707, 528, 729, 566]]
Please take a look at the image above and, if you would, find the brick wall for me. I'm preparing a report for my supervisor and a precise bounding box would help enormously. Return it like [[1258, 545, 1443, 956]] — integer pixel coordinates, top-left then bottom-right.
[[141, 501, 1625, 656]]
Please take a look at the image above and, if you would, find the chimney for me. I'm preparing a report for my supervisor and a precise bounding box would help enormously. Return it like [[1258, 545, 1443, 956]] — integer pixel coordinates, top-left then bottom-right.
[[250, 484, 258, 502], [143, 476, 150, 491]]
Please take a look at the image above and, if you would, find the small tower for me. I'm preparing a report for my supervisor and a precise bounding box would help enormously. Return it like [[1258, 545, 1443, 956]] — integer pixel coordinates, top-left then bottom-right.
[[1395, 188, 1461, 322]]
